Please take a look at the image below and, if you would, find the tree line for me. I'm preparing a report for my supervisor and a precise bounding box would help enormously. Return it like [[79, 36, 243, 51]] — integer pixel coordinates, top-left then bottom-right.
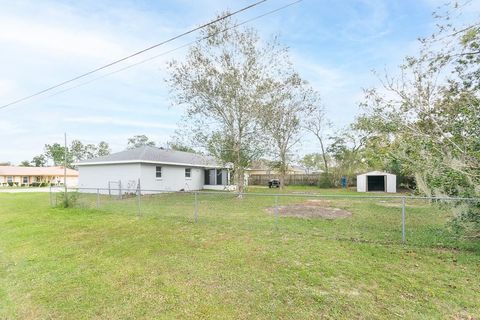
[[18, 134, 195, 168]]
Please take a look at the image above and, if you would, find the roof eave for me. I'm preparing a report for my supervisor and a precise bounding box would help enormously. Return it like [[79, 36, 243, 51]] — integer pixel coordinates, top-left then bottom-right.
[[74, 159, 224, 168]]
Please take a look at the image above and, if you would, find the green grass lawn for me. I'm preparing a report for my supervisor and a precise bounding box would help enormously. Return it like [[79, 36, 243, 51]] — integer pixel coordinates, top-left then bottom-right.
[[1, 188, 479, 319]]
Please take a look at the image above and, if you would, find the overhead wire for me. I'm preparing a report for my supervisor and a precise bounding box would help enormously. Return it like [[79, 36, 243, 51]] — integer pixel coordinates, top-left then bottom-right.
[[0, 0, 268, 110]]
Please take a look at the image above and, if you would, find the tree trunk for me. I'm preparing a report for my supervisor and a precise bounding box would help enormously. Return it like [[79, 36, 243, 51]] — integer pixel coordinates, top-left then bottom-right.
[[279, 150, 286, 190], [236, 166, 244, 194], [235, 137, 244, 196], [318, 136, 329, 176]]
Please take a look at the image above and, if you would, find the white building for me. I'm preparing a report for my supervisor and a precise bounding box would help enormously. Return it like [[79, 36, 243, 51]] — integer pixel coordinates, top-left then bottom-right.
[[356, 171, 396, 193], [75, 146, 231, 193]]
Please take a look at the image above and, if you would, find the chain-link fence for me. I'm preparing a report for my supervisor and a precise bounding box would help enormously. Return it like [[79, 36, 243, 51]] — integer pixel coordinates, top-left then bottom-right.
[[50, 187, 479, 248]]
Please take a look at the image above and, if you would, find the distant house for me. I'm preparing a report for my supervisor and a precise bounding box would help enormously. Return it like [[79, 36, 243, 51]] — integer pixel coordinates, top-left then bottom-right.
[[0, 166, 79, 187], [75, 146, 232, 192]]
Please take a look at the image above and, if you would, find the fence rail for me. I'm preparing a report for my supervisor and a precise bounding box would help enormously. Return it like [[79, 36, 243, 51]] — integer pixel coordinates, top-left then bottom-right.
[[248, 173, 323, 186], [50, 187, 479, 248]]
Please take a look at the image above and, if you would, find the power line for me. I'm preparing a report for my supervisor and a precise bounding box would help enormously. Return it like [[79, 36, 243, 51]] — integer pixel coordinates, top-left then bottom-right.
[[47, 0, 303, 99], [0, 0, 267, 110]]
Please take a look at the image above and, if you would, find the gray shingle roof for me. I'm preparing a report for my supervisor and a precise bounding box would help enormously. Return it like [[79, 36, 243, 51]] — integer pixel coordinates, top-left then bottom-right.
[[75, 146, 222, 168]]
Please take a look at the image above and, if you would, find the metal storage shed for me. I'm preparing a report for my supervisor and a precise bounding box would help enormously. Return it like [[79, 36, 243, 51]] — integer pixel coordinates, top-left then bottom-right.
[[356, 171, 396, 193]]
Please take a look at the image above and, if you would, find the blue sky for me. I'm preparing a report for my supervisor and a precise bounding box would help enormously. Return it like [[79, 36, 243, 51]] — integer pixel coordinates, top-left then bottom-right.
[[0, 0, 478, 164]]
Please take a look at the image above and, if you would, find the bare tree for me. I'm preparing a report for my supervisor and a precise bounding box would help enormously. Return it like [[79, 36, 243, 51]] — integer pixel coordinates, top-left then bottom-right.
[[261, 75, 316, 189], [304, 102, 332, 182], [167, 15, 291, 192]]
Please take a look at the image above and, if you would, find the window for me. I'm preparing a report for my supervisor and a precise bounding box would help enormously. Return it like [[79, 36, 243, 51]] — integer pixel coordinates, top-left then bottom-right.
[[185, 168, 191, 178], [204, 169, 224, 185], [216, 169, 223, 185], [155, 166, 162, 178], [23, 176, 28, 184], [7, 176, 13, 183]]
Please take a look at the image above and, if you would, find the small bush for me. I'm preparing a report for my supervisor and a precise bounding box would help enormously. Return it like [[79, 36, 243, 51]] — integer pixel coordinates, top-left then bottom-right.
[[317, 173, 333, 188], [450, 203, 480, 240], [56, 192, 79, 208]]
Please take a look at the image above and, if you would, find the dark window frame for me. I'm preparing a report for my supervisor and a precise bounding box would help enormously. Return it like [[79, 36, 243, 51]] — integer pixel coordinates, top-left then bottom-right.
[[155, 166, 162, 178]]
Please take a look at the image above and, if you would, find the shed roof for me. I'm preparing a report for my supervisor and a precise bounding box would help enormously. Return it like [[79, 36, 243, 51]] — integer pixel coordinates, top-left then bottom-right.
[[75, 146, 222, 168], [357, 170, 396, 177], [0, 166, 79, 177]]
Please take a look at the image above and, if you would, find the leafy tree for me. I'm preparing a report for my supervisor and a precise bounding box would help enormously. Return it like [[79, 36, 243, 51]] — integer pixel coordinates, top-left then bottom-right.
[[20, 160, 31, 167], [44, 143, 72, 167], [97, 141, 111, 156], [167, 15, 290, 192], [260, 74, 316, 189], [327, 130, 367, 187], [356, 3, 480, 238], [70, 140, 100, 162], [300, 153, 326, 173], [31, 155, 47, 167], [127, 135, 156, 149], [168, 142, 197, 153]]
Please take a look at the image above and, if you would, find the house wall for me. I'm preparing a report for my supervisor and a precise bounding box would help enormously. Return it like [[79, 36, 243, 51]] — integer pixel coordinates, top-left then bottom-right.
[[78, 163, 231, 193], [78, 163, 142, 192], [139, 164, 204, 191]]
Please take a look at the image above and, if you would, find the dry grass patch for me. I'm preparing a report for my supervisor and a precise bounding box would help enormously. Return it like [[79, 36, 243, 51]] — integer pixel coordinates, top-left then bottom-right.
[[266, 199, 352, 219]]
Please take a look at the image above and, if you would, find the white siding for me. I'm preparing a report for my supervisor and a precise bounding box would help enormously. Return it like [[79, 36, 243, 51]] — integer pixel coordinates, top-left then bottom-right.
[[139, 164, 204, 191], [357, 174, 367, 192], [78, 163, 141, 192], [356, 171, 397, 193], [386, 174, 397, 193]]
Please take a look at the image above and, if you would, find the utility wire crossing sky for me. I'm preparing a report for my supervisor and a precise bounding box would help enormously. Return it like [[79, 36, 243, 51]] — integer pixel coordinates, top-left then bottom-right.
[[0, 0, 478, 163]]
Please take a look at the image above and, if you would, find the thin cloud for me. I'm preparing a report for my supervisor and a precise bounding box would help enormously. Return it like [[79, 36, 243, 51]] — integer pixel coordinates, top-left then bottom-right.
[[65, 116, 178, 130]]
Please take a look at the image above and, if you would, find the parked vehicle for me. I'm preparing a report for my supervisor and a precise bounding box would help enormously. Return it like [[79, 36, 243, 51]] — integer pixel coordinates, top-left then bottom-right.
[[268, 179, 280, 188]]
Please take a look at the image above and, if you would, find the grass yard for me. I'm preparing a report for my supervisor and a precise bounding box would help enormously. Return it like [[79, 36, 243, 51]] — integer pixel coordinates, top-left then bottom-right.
[[1, 188, 479, 319]]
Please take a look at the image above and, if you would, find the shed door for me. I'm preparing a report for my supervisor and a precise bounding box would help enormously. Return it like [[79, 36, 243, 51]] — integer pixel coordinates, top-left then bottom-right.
[[367, 175, 386, 192]]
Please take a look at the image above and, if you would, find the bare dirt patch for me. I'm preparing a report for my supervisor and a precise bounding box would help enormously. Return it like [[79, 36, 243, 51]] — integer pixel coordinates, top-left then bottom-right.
[[265, 200, 352, 219]]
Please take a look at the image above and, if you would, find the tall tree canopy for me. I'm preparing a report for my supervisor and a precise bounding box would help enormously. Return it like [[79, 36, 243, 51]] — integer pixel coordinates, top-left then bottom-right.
[[355, 3, 480, 237], [261, 74, 317, 189], [127, 135, 156, 150], [167, 15, 296, 192]]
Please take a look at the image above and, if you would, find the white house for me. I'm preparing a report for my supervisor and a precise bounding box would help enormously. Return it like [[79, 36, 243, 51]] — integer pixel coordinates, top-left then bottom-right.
[[357, 171, 396, 193], [75, 146, 232, 193]]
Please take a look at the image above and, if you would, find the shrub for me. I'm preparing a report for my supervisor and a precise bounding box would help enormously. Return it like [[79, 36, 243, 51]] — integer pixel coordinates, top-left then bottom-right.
[[450, 203, 480, 240], [56, 192, 79, 208], [317, 173, 333, 188]]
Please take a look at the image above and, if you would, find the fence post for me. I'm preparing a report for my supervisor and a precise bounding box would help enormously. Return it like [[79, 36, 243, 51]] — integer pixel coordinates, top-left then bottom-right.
[[96, 188, 100, 209], [402, 196, 406, 244], [49, 185, 52, 207], [136, 179, 141, 217], [274, 195, 279, 229], [118, 180, 122, 199], [194, 191, 198, 223]]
